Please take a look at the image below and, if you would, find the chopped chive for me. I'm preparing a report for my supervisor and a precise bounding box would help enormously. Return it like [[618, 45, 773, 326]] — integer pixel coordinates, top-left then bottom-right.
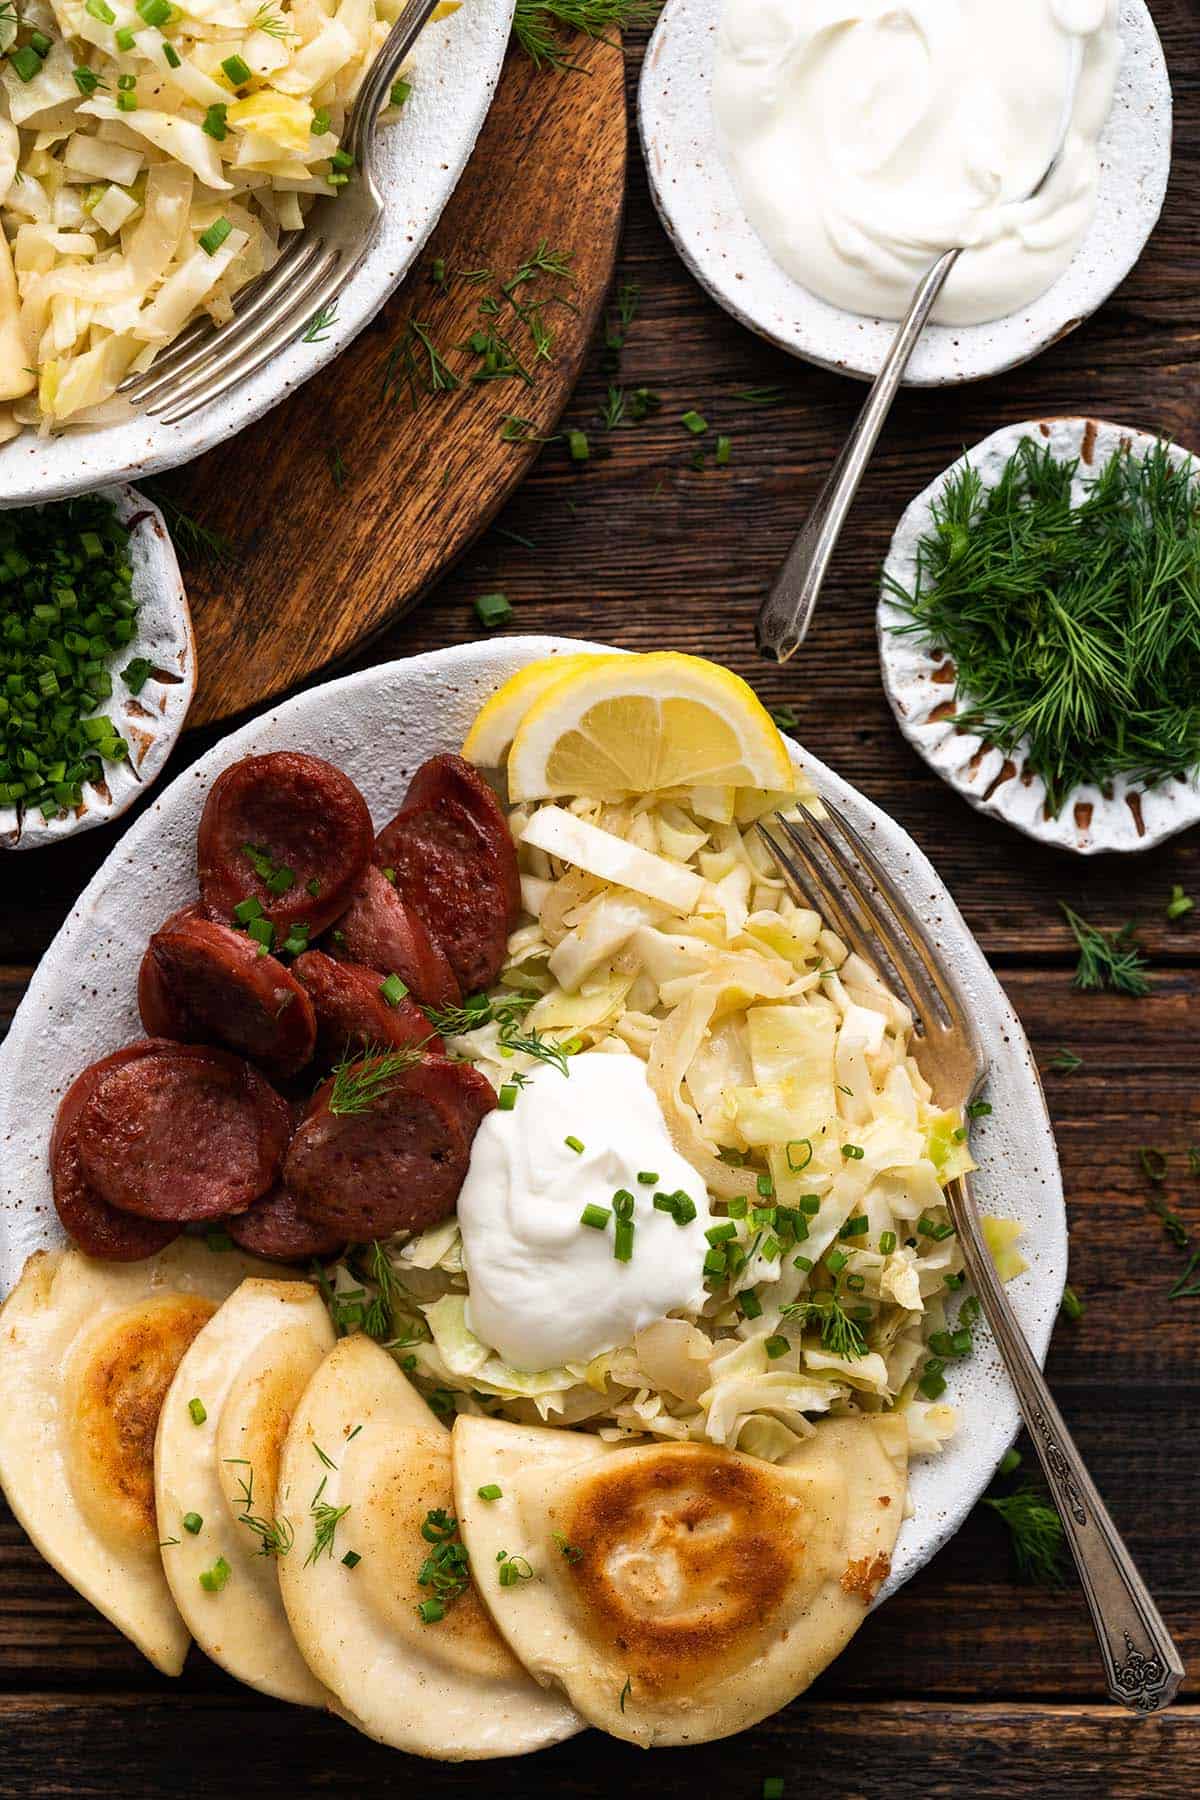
[[614, 1219, 634, 1261], [311, 106, 331, 135], [756, 1173, 774, 1199], [474, 590, 512, 629], [798, 1194, 821, 1215], [221, 53, 252, 85], [1060, 1285, 1085, 1322], [188, 1398, 207, 1425], [163, 42, 181, 66], [703, 1246, 727, 1276], [740, 1288, 763, 1319], [636, 1171, 658, 1185], [839, 1214, 870, 1238], [564, 1134, 585, 1154], [825, 1248, 848, 1275], [341, 1550, 361, 1568], [706, 1221, 737, 1245], [715, 435, 731, 466], [497, 1082, 518, 1110], [198, 1556, 231, 1592], [764, 1335, 789, 1359], [727, 1196, 748, 1218], [115, 27, 136, 50], [198, 217, 233, 256], [389, 77, 411, 107], [1166, 884, 1194, 922], [966, 1099, 992, 1119], [202, 103, 228, 140], [879, 1229, 897, 1254], [137, 0, 172, 20], [845, 1273, 866, 1292], [612, 1189, 635, 1220], [417, 1597, 445, 1623], [379, 972, 407, 1006], [918, 1364, 947, 1400], [841, 1143, 865, 1160], [785, 1139, 813, 1172], [669, 1191, 696, 1224], [567, 429, 589, 463], [477, 1484, 503, 1501], [793, 1254, 813, 1272], [182, 1512, 203, 1535], [681, 409, 707, 435], [580, 1204, 610, 1230]]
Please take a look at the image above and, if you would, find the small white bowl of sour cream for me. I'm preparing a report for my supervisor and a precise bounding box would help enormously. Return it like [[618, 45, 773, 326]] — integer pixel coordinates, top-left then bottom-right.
[[638, 0, 1171, 385]]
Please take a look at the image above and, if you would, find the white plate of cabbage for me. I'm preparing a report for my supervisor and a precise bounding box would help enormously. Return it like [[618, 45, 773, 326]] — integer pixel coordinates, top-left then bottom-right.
[[0, 635, 1068, 1602], [0, 0, 514, 502]]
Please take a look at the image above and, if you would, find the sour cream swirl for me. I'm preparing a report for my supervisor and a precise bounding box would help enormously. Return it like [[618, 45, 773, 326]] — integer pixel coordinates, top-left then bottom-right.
[[712, 0, 1121, 326], [457, 1053, 714, 1372]]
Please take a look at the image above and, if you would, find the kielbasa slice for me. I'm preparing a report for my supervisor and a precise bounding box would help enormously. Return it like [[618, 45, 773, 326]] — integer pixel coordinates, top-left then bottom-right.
[[139, 909, 316, 1078], [329, 865, 460, 1013], [284, 1053, 495, 1238], [374, 758, 518, 995], [402, 755, 521, 921], [198, 751, 373, 936], [51, 1044, 182, 1261], [225, 1184, 345, 1263], [76, 1042, 291, 1223], [292, 949, 439, 1064]]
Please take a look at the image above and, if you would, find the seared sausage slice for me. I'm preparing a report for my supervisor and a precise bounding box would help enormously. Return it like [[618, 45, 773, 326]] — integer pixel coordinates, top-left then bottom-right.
[[285, 1053, 495, 1239], [198, 751, 373, 936], [225, 1185, 345, 1263], [374, 757, 519, 995], [292, 949, 439, 1064], [139, 910, 316, 1078], [329, 865, 460, 1013], [51, 1044, 182, 1261], [76, 1042, 291, 1223]]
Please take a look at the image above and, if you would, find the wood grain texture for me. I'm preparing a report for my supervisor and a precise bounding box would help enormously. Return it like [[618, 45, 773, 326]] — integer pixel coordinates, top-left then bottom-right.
[[2, 3, 1200, 1793], [172, 39, 626, 727]]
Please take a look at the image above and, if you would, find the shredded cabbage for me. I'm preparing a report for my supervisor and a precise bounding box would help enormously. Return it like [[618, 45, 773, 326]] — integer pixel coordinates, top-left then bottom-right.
[[332, 778, 1026, 1466], [0, 0, 426, 428]]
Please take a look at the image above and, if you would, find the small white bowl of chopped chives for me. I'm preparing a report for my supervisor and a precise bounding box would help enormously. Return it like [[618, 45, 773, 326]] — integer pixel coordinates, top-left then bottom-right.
[[878, 418, 1200, 855], [0, 487, 194, 851]]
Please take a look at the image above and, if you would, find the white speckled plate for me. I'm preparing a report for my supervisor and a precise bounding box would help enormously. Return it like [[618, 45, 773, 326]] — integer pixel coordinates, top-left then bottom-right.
[[0, 635, 1065, 1602], [638, 0, 1171, 386], [879, 417, 1200, 855], [1, 485, 194, 851], [0, 0, 515, 508]]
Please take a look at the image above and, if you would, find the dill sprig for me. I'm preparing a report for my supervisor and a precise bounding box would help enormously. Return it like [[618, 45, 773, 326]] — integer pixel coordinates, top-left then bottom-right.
[[142, 484, 237, 567], [888, 438, 1200, 813], [305, 1476, 350, 1566], [1061, 905, 1150, 996], [228, 1461, 294, 1558], [983, 1483, 1068, 1586], [779, 1294, 867, 1360], [362, 1240, 400, 1340], [512, 0, 656, 70], [420, 991, 537, 1037], [251, 2, 295, 38], [327, 1046, 423, 1117]]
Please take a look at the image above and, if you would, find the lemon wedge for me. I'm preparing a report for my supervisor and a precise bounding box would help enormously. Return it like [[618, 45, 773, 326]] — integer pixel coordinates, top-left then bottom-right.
[[461, 652, 615, 767], [505, 652, 794, 800]]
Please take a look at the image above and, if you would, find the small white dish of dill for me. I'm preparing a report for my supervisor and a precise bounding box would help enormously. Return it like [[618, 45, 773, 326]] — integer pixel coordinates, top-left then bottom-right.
[[878, 417, 1200, 855], [0, 486, 194, 852]]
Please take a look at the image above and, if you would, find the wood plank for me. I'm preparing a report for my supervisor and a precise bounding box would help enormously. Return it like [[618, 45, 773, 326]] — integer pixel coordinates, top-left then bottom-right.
[[0, 1694, 1194, 1797], [164, 38, 626, 726]]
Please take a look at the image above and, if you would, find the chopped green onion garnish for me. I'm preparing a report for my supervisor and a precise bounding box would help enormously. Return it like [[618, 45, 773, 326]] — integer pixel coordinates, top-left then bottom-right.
[[311, 106, 331, 134], [202, 103, 228, 140], [670, 1191, 696, 1224], [727, 1196, 747, 1218], [188, 1398, 206, 1425], [879, 1229, 897, 1255], [121, 657, 152, 694], [474, 590, 513, 629], [845, 1273, 866, 1292], [1166, 883, 1194, 922], [10, 45, 43, 80], [785, 1139, 813, 1172], [918, 1364, 947, 1400], [839, 1214, 869, 1238], [825, 1249, 848, 1275], [29, 28, 51, 53], [116, 89, 138, 110], [477, 1484, 502, 1501], [1060, 1284, 1085, 1322], [612, 1189, 635, 1220], [637, 1171, 658, 1185], [793, 1254, 813, 1272], [390, 77, 411, 107], [614, 1218, 634, 1262], [198, 217, 233, 256], [417, 1597, 445, 1623], [379, 972, 407, 1006], [233, 896, 264, 923], [841, 1143, 865, 1160], [341, 1550, 361, 1568], [740, 1288, 763, 1319], [715, 435, 732, 466], [198, 1556, 231, 1592], [798, 1194, 821, 1215], [706, 1221, 737, 1245], [703, 1247, 727, 1276], [182, 1512, 203, 1534], [681, 409, 707, 435], [497, 1082, 518, 1110], [764, 1335, 789, 1359], [221, 54, 252, 85], [580, 1204, 610, 1230], [115, 24, 135, 47], [163, 42, 181, 67], [73, 66, 102, 94], [247, 916, 274, 951], [998, 1448, 1022, 1477], [85, 0, 115, 19], [137, 0, 172, 20], [564, 1134, 585, 1154]]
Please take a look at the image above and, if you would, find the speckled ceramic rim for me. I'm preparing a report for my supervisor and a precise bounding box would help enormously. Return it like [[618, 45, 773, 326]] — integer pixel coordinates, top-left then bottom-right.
[[878, 416, 1200, 855], [0, 634, 1065, 1602], [638, 0, 1171, 387], [0, 0, 515, 509], [0, 483, 195, 851]]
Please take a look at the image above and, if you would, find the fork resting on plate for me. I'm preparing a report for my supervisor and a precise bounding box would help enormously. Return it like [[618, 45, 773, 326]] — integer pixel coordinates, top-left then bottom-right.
[[758, 802, 1184, 1714]]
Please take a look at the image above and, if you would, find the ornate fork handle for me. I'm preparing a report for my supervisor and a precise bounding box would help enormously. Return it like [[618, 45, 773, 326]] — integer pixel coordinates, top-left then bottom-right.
[[951, 1172, 1184, 1713]]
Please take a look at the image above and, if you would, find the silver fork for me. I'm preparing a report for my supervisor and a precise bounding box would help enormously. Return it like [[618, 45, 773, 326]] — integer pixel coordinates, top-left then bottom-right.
[[119, 0, 444, 425], [757, 801, 1185, 1715]]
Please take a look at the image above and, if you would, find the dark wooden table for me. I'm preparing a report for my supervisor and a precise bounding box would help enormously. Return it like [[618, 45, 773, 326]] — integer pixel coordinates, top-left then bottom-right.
[[3, 6, 1199, 1795]]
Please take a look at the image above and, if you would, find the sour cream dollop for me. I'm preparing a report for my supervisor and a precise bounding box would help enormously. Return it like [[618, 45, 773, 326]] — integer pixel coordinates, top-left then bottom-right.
[[457, 1053, 714, 1372], [712, 0, 1121, 326]]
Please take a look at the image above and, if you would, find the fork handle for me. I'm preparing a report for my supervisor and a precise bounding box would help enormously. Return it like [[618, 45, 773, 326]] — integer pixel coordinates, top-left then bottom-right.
[[755, 246, 960, 664], [950, 1173, 1185, 1712], [346, 0, 447, 165]]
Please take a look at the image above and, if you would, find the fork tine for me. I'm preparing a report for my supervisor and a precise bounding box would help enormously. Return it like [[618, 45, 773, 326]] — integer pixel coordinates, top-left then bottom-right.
[[816, 801, 961, 1019], [122, 237, 320, 403], [145, 247, 341, 421], [795, 810, 952, 1029], [765, 813, 937, 1024], [755, 818, 861, 954]]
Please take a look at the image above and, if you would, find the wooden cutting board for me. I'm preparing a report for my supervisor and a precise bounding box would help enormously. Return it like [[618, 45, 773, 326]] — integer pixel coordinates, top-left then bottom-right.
[[163, 38, 626, 729]]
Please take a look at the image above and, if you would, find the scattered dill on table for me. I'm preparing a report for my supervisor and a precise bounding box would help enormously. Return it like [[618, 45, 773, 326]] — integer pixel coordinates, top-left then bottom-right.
[[887, 437, 1200, 814]]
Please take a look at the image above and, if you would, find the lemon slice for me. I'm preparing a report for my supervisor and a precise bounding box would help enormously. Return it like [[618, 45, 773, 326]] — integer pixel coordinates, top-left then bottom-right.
[[461, 653, 616, 767], [506, 652, 794, 800]]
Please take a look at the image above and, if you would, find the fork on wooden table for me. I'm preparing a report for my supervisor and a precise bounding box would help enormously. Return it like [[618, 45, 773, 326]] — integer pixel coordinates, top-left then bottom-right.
[[757, 803, 1185, 1714]]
